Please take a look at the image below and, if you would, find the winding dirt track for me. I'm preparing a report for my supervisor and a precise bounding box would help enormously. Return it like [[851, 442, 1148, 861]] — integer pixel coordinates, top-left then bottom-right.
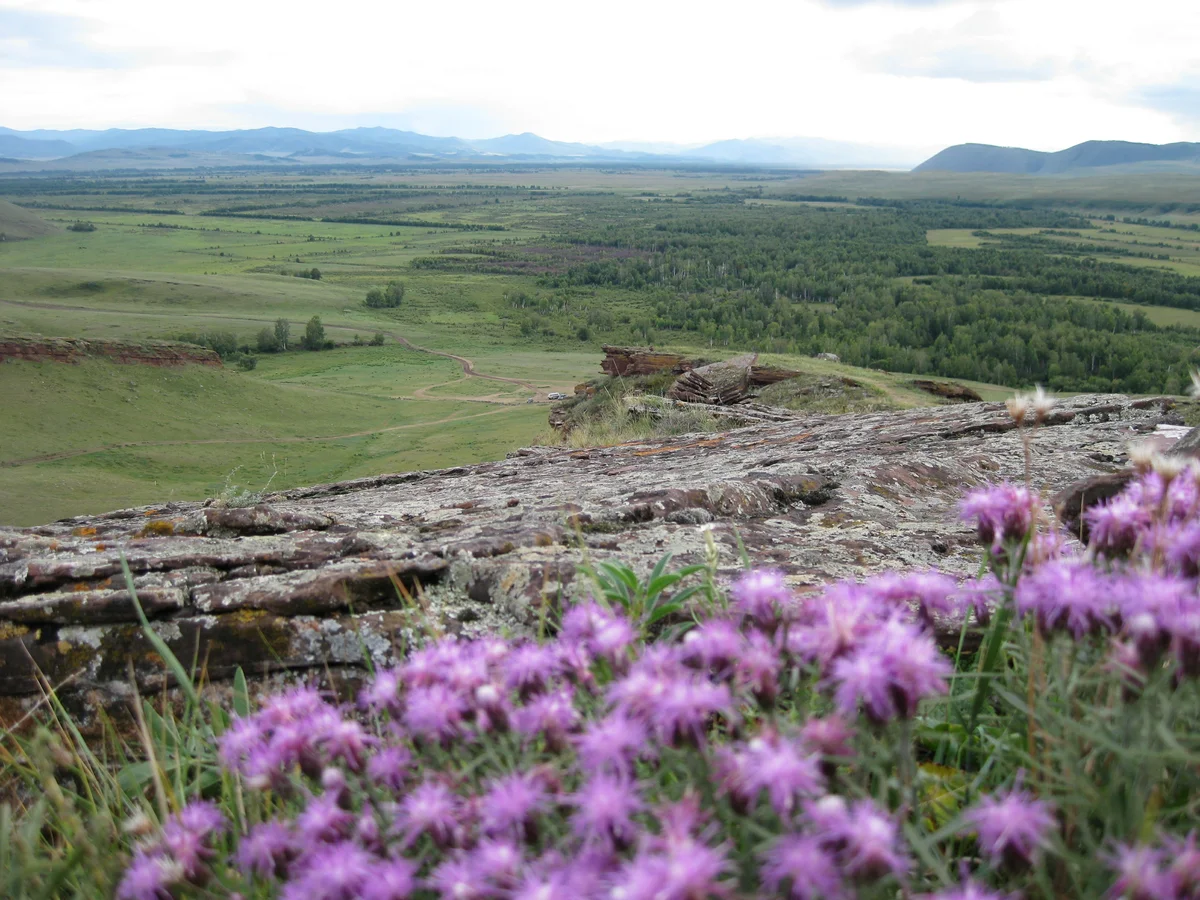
[[0, 298, 551, 468]]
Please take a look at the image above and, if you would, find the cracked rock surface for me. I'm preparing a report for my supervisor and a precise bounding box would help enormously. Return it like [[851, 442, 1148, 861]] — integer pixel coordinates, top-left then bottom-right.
[[0, 394, 1177, 723]]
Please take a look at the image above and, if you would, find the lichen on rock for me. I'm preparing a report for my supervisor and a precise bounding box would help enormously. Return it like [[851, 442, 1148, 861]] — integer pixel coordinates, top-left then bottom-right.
[[0, 393, 1180, 727]]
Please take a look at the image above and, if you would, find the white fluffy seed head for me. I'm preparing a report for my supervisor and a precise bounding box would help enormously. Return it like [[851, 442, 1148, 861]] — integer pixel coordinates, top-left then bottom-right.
[[1128, 442, 1158, 474], [1153, 453, 1188, 483], [1030, 386, 1056, 423], [1006, 394, 1030, 425]]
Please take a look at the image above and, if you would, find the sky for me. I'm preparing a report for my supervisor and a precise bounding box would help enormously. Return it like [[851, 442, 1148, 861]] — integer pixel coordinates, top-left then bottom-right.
[[1, 0, 1198, 153]]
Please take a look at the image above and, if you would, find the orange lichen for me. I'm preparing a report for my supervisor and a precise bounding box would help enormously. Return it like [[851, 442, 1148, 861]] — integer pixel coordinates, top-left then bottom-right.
[[137, 520, 176, 537], [72, 526, 98, 537]]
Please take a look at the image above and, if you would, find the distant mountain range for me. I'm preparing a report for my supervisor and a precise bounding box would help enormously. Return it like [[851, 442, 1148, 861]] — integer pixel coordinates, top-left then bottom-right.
[[0, 126, 922, 171], [915, 140, 1200, 175]]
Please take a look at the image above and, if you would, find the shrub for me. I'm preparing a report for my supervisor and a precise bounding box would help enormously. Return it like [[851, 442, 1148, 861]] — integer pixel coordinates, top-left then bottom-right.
[[256, 327, 281, 353], [366, 280, 405, 308], [301, 316, 325, 351], [175, 330, 239, 360], [236, 355, 258, 371], [370, 332, 386, 346], [67, 221, 96, 232]]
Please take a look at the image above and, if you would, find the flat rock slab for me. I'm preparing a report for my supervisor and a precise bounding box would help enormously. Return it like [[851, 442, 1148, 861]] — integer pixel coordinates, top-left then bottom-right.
[[0, 394, 1177, 722]]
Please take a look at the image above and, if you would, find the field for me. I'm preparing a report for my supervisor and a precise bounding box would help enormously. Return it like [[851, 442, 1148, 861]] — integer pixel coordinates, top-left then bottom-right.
[[3, 165, 1200, 524]]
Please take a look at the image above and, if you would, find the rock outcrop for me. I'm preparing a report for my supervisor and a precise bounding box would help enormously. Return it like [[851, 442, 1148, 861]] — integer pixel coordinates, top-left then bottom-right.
[[0, 335, 222, 367], [0, 394, 1179, 726]]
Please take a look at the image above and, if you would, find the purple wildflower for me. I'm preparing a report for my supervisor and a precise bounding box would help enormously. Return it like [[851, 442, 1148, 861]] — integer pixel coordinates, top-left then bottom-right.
[[959, 482, 1038, 552], [570, 774, 643, 851], [466, 838, 524, 890], [611, 839, 728, 900], [839, 799, 910, 881], [562, 601, 635, 663], [280, 842, 375, 900], [761, 833, 844, 900], [965, 785, 1055, 869], [829, 615, 950, 722], [731, 568, 797, 629], [116, 851, 177, 900], [786, 582, 888, 670], [1087, 494, 1151, 557], [1015, 558, 1114, 638], [513, 850, 611, 900], [295, 794, 354, 845], [427, 857, 486, 899], [480, 771, 550, 840], [514, 685, 579, 750], [395, 779, 461, 849], [360, 860, 417, 900], [800, 715, 855, 760], [236, 820, 294, 880], [503, 642, 563, 697], [867, 570, 958, 626], [655, 676, 733, 746], [359, 667, 402, 713], [1164, 522, 1200, 577], [402, 683, 468, 743], [366, 745, 412, 793], [805, 796, 909, 882], [1164, 831, 1200, 897], [921, 878, 1013, 900], [161, 801, 224, 882], [716, 730, 823, 816], [681, 619, 745, 674], [951, 574, 1004, 627], [735, 629, 782, 707], [1106, 843, 1177, 900], [574, 711, 651, 776]]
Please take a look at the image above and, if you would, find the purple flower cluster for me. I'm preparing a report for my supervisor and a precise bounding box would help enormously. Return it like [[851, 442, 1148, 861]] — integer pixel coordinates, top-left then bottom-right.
[[761, 795, 910, 897], [782, 577, 953, 723], [1106, 831, 1200, 900], [963, 782, 1055, 870], [117, 802, 225, 900], [111, 464, 1200, 898], [960, 483, 1039, 553]]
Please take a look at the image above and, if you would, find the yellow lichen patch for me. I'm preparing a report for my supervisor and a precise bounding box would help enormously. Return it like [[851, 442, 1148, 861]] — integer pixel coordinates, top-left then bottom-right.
[[533, 533, 555, 547], [137, 520, 176, 537], [0, 622, 31, 641], [71, 582, 91, 592], [72, 526, 98, 537], [226, 608, 270, 625], [143, 509, 161, 516]]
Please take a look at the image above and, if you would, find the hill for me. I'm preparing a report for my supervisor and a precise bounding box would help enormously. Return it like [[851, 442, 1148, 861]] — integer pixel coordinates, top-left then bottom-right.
[[0, 199, 57, 240], [0, 125, 920, 169], [915, 140, 1200, 175]]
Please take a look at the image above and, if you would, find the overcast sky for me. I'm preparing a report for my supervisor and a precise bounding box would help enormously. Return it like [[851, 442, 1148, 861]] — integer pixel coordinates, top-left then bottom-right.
[[1, 0, 1198, 152]]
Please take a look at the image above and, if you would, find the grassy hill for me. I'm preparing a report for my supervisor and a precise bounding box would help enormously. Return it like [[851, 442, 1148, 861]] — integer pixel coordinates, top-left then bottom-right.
[[0, 350, 546, 525], [0, 199, 57, 241], [915, 140, 1200, 176]]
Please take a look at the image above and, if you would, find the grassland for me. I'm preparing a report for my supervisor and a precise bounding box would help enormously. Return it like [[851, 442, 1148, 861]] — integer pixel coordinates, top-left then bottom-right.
[[3, 166, 1200, 525]]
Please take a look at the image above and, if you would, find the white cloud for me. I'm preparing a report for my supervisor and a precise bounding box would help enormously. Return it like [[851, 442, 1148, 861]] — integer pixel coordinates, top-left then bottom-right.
[[0, 0, 1197, 150]]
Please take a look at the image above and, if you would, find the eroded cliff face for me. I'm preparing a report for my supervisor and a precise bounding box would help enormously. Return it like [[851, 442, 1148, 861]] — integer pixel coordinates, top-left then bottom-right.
[[0, 335, 222, 367], [0, 394, 1178, 724]]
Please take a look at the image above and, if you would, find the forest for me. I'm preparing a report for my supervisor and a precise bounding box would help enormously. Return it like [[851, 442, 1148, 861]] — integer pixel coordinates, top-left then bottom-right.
[[423, 194, 1200, 393]]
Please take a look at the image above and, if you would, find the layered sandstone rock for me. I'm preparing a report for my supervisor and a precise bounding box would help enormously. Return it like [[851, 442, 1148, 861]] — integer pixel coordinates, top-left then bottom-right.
[[0, 394, 1179, 725], [0, 335, 222, 367]]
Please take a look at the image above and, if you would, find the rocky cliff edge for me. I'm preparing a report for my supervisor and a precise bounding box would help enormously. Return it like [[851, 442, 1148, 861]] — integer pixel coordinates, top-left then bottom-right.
[[0, 394, 1179, 724]]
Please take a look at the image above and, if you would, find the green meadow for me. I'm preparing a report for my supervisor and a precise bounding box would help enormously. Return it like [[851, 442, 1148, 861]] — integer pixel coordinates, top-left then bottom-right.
[[4, 166, 1200, 524]]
